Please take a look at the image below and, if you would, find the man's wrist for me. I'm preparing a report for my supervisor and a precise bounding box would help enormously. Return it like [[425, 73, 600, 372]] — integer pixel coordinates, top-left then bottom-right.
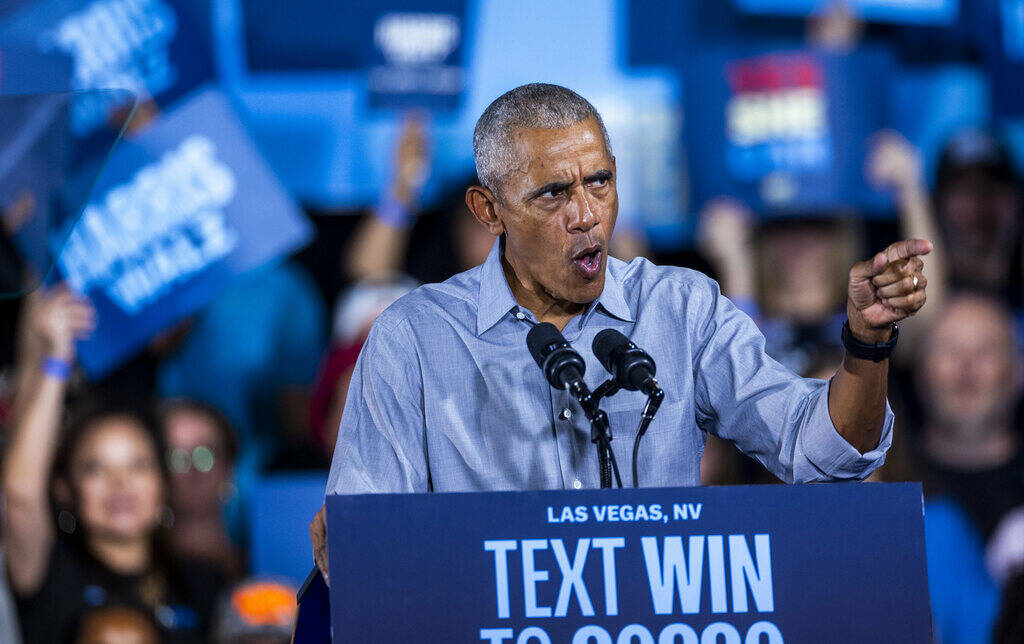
[[841, 320, 898, 362], [848, 322, 893, 344]]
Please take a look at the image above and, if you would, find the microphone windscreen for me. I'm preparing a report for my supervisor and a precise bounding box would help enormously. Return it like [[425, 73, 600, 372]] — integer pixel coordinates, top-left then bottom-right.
[[527, 322, 564, 367], [593, 328, 629, 372]]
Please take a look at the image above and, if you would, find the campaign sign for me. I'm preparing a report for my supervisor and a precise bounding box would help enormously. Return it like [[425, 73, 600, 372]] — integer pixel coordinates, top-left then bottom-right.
[[327, 483, 931, 643], [0, 43, 71, 94], [732, 0, 959, 25], [242, 0, 468, 110], [0, 0, 214, 142], [53, 87, 312, 376], [684, 47, 892, 216]]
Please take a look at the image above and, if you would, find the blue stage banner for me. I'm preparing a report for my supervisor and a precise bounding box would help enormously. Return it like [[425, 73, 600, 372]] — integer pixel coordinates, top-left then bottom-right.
[[684, 47, 893, 217], [732, 0, 959, 25], [327, 483, 931, 643], [54, 87, 312, 377], [0, 0, 214, 145], [242, 0, 468, 110]]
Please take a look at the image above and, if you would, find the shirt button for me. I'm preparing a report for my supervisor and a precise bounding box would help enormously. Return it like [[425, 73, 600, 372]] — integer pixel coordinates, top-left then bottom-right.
[[573, 479, 582, 489], [558, 408, 572, 421], [514, 311, 526, 320]]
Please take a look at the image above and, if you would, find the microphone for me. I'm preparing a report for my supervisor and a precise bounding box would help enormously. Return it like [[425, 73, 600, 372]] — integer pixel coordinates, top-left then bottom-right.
[[527, 322, 587, 391], [592, 329, 660, 396]]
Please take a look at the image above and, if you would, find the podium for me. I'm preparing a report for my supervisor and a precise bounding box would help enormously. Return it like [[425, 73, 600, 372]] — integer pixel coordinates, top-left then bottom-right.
[[317, 483, 931, 643]]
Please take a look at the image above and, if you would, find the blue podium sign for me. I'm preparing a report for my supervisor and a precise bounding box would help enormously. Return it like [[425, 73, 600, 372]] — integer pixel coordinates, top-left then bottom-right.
[[327, 483, 931, 643]]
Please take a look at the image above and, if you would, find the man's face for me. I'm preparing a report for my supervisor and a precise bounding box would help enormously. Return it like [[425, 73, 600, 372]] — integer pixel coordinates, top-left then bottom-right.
[[493, 117, 617, 304], [920, 299, 1019, 433]]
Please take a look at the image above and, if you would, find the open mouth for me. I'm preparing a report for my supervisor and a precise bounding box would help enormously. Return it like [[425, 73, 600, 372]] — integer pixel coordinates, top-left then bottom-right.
[[572, 245, 603, 280]]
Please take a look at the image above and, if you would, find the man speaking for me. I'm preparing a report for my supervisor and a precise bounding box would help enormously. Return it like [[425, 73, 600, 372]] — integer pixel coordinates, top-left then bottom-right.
[[310, 83, 929, 580]]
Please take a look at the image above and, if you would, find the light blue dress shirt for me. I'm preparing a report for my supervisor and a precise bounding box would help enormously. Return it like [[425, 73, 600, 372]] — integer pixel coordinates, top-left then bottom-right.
[[326, 241, 893, 494]]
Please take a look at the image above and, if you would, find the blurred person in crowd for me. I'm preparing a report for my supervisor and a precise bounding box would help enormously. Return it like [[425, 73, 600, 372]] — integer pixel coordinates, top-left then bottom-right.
[[156, 259, 327, 519], [913, 294, 1024, 543], [75, 605, 160, 644], [934, 129, 1022, 304], [0, 544, 23, 644], [698, 198, 856, 375], [309, 277, 418, 460], [1, 286, 222, 643], [987, 505, 1024, 588], [875, 127, 1024, 309], [159, 398, 244, 581], [345, 115, 493, 285], [922, 498, 1001, 644], [995, 569, 1024, 644], [211, 578, 296, 644]]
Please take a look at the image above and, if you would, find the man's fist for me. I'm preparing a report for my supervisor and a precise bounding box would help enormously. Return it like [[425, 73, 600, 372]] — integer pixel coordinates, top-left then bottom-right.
[[847, 239, 932, 343]]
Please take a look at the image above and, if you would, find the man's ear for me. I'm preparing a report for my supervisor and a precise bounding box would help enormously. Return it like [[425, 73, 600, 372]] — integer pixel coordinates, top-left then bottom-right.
[[465, 186, 505, 237]]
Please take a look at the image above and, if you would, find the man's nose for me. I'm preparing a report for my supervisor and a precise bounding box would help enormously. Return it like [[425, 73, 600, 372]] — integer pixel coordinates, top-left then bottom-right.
[[567, 189, 601, 233]]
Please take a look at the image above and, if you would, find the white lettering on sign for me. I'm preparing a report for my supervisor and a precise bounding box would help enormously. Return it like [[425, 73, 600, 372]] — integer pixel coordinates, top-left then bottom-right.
[[374, 12, 459, 64], [59, 135, 238, 313]]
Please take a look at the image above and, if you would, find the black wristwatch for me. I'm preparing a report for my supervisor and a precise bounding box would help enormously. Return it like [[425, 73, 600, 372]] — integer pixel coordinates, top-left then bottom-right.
[[841, 320, 898, 362]]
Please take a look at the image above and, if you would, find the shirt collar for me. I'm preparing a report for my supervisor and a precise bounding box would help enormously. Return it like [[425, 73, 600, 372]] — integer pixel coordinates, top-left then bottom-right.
[[475, 239, 635, 336]]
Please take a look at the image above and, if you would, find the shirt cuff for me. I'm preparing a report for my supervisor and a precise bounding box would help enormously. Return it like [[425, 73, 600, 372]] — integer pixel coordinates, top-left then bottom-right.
[[800, 377, 894, 480]]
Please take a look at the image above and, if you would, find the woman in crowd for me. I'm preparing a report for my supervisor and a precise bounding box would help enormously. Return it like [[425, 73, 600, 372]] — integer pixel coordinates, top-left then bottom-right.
[[1, 286, 222, 643]]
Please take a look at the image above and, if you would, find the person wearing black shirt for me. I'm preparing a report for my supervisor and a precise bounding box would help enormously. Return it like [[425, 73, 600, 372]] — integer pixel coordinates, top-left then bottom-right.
[[2, 287, 222, 642], [914, 295, 1024, 542]]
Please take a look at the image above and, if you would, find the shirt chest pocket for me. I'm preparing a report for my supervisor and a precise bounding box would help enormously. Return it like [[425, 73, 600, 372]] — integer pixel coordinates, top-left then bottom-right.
[[601, 389, 690, 439]]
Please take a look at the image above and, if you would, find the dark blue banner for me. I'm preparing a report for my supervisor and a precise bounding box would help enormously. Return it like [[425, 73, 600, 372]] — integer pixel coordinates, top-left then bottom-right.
[[53, 87, 311, 376], [327, 483, 931, 643], [733, 0, 959, 25], [684, 47, 893, 216], [242, 0, 468, 110]]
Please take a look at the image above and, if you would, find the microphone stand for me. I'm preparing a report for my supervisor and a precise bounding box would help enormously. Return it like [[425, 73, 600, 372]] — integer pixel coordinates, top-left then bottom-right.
[[578, 379, 623, 488]]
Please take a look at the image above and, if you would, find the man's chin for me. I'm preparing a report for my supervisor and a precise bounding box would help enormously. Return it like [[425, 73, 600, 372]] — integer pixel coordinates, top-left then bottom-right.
[[564, 274, 606, 304]]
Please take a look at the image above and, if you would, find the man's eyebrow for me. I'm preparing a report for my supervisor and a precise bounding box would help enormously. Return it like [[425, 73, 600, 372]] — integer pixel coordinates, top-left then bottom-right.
[[528, 180, 573, 200], [585, 169, 613, 183]]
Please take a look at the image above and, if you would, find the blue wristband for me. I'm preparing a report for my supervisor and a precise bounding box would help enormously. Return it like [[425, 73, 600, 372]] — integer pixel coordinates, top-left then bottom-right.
[[42, 357, 72, 380], [374, 194, 415, 229]]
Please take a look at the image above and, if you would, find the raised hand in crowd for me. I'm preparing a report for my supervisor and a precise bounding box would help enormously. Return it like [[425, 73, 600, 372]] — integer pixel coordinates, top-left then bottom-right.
[[696, 196, 756, 302], [345, 114, 432, 281], [3, 285, 94, 593]]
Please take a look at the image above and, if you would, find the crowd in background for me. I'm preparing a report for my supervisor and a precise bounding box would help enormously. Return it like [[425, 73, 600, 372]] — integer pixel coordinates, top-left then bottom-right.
[[1, 4, 1024, 644]]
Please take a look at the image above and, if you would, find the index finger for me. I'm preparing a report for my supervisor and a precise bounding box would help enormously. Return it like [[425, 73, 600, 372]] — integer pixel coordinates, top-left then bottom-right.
[[885, 238, 933, 263]]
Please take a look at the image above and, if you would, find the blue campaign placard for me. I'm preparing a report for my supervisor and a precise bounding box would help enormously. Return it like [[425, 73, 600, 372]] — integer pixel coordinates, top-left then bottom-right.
[[53, 86, 312, 377], [0, 0, 215, 146], [684, 47, 893, 217], [242, 0, 468, 110], [327, 483, 931, 643], [733, 0, 959, 25], [0, 43, 71, 94]]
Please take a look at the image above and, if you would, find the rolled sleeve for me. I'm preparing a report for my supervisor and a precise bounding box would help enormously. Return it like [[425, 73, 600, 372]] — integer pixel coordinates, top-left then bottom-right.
[[797, 377, 893, 481], [689, 273, 893, 484]]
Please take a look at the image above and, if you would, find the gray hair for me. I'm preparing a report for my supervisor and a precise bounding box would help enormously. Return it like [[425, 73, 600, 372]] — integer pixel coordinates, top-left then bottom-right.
[[472, 83, 611, 198]]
